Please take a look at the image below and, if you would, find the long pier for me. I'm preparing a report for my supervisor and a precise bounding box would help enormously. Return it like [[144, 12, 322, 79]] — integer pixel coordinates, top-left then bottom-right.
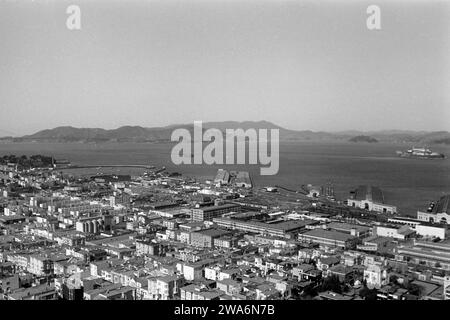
[[275, 185, 308, 195]]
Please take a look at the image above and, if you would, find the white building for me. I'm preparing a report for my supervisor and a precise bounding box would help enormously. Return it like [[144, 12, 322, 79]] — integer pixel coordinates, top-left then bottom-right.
[[364, 263, 389, 289], [373, 225, 415, 240], [347, 185, 397, 214], [417, 195, 450, 225], [177, 263, 203, 281], [415, 225, 446, 239], [214, 169, 230, 185], [444, 276, 450, 300], [28, 255, 53, 277]]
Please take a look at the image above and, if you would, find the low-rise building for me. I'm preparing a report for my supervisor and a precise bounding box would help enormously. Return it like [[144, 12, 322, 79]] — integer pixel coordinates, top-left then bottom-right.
[[417, 195, 450, 225], [326, 222, 372, 238], [373, 225, 415, 240], [180, 284, 221, 300], [298, 229, 359, 249], [396, 240, 450, 270], [190, 228, 231, 248], [347, 185, 397, 214], [215, 217, 318, 239], [364, 263, 389, 289], [192, 204, 241, 222]]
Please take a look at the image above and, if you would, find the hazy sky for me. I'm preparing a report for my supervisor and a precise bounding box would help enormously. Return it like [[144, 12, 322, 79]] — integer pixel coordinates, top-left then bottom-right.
[[0, 0, 449, 136]]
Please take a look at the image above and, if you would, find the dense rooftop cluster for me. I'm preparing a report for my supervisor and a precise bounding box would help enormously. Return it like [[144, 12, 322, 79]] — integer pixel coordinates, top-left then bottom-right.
[[0, 158, 450, 300]]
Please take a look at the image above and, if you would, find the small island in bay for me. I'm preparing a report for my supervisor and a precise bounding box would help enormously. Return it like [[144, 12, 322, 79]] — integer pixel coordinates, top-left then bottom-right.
[[349, 135, 378, 143]]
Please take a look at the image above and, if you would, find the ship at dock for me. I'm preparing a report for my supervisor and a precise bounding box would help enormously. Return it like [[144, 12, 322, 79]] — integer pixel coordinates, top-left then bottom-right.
[[396, 147, 445, 159]]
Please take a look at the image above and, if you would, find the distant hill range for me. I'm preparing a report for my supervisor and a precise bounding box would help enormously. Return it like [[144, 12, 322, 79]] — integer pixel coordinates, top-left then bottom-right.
[[1, 121, 449, 145]]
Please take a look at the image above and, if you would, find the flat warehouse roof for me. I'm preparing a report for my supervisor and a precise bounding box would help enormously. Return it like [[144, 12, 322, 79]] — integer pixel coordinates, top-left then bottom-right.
[[301, 229, 356, 242]]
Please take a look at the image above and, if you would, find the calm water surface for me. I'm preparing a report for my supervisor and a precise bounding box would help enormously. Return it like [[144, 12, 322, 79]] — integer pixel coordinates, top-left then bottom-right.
[[1, 141, 449, 216]]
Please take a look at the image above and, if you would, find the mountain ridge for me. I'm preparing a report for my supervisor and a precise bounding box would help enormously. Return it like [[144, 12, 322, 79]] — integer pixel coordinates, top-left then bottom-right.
[[1, 121, 449, 145]]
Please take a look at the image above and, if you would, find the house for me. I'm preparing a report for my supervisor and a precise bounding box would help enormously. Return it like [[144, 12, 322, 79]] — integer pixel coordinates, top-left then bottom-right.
[[317, 256, 341, 272], [150, 275, 183, 300], [180, 284, 221, 300], [364, 263, 389, 289], [6, 283, 57, 300], [217, 278, 242, 296], [292, 264, 314, 280], [177, 262, 204, 281], [327, 264, 356, 283], [255, 283, 280, 300]]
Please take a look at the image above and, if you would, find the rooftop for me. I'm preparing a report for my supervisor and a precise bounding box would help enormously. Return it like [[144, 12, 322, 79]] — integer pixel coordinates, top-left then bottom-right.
[[199, 204, 240, 212], [433, 195, 450, 214], [193, 228, 231, 238], [301, 229, 357, 242], [327, 222, 371, 233], [351, 185, 384, 204], [216, 217, 317, 232]]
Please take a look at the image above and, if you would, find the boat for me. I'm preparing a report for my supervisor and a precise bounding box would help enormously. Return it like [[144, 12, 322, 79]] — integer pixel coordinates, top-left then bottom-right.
[[396, 147, 445, 159]]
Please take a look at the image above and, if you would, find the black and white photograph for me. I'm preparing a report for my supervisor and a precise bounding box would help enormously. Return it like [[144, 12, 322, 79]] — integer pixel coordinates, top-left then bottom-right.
[[0, 0, 450, 313]]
